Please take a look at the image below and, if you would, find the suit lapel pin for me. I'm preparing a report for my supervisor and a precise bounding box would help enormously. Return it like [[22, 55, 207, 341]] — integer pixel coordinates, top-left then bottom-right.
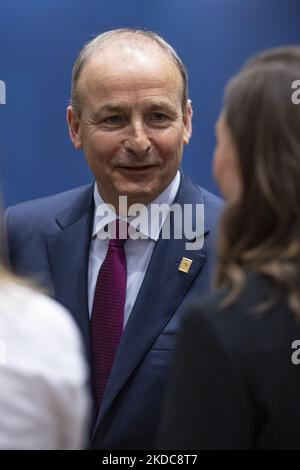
[[178, 257, 193, 273]]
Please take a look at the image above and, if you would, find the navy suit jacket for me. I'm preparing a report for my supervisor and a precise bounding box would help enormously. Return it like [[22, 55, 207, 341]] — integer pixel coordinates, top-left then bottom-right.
[[5, 171, 223, 449]]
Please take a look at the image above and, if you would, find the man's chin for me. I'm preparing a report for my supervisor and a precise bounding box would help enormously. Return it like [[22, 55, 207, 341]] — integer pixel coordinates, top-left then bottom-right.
[[116, 184, 160, 206]]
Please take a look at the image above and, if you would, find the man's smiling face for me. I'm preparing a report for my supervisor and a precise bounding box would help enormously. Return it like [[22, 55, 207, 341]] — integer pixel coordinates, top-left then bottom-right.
[[67, 42, 192, 209]]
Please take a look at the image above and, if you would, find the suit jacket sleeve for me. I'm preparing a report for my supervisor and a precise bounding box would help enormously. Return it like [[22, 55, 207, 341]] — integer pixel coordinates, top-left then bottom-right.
[[158, 304, 255, 450]]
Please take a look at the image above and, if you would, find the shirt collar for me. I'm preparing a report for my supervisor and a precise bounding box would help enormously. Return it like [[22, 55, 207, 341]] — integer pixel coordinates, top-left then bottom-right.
[[92, 170, 181, 241]]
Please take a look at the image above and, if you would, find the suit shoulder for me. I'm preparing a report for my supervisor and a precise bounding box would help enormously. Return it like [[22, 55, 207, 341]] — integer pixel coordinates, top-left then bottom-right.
[[7, 185, 92, 214], [189, 182, 223, 230], [6, 184, 94, 238], [179, 171, 223, 211], [6, 185, 92, 223], [197, 186, 223, 208]]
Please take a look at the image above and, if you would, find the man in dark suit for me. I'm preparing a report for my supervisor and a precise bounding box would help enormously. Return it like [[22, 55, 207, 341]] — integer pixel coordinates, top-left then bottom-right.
[[5, 28, 222, 449]]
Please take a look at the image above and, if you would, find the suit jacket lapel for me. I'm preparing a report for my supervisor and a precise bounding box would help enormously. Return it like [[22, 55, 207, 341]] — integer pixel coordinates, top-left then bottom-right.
[[94, 171, 210, 429], [46, 185, 94, 358]]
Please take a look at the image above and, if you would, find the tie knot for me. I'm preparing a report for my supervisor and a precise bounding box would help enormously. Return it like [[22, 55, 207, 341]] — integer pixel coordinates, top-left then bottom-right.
[[108, 219, 128, 248]]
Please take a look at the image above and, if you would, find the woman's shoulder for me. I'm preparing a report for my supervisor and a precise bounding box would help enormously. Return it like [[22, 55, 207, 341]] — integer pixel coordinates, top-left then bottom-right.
[[182, 272, 300, 355], [0, 280, 89, 450], [0, 280, 78, 335], [0, 280, 86, 377], [186, 272, 278, 322], [184, 273, 295, 344]]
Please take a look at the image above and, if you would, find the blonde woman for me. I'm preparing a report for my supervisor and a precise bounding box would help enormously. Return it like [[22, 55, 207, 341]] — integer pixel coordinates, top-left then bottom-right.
[[0, 257, 90, 449]]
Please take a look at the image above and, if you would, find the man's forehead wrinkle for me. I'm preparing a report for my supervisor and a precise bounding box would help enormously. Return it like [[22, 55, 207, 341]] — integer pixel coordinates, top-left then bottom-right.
[[83, 83, 179, 106], [90, 96, 179, 116], [88, 75, 174, 90], [80, 67, 182, 107]]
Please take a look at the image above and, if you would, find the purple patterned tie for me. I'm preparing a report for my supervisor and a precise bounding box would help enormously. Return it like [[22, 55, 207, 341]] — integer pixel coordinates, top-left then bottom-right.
[[91, 219, 127, 411]]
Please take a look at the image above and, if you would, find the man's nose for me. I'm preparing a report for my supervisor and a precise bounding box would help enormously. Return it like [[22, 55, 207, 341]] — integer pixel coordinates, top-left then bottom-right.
[[124, 122, 151, 156]]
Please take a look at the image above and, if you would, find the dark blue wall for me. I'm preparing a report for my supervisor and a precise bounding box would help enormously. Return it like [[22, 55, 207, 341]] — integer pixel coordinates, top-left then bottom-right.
[[1, 0, 300, 207]]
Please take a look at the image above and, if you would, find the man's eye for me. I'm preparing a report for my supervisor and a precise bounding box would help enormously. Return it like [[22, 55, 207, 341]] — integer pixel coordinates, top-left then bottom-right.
[[103, 116, 123, 124], [149, 113, 167, 121]]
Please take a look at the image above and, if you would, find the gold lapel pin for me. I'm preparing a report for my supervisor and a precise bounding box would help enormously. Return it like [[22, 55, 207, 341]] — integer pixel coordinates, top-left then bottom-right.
[[178, 257, 193, 274]]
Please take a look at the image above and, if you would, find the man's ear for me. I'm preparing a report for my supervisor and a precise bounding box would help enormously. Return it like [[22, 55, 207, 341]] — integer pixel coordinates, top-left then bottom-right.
[[183, 99, 193, 145], [67, 106, 83, 150]]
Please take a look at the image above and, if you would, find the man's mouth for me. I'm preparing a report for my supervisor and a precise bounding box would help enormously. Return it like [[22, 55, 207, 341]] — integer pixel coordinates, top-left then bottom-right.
[[117, 165, 157, 172]]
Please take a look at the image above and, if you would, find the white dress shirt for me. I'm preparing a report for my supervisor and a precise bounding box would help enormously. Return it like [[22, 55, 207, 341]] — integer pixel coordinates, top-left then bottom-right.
[[88, 171, 181, 327], [0, 280, 90, 450]]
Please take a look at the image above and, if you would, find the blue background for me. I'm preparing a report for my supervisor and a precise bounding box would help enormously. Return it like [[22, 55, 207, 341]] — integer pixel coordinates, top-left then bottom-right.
[[0, 0, 300, 207]]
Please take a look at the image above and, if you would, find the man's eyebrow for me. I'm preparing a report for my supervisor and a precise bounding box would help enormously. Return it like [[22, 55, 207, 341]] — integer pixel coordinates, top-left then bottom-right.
[[92, 101, 177, 117], [94, 104, 128, 115], [147, 101, 177, 111]]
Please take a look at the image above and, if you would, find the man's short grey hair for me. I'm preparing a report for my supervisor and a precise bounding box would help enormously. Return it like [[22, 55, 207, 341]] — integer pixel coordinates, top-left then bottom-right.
[[70, 28, 189, 118]]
